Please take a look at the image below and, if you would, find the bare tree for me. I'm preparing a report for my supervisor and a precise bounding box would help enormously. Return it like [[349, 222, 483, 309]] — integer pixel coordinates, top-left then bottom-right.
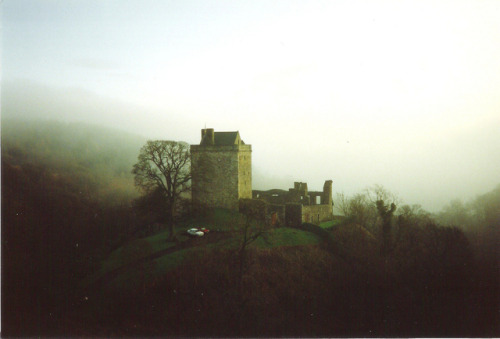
[[132, 140, 191, 241], [349, 193, 374, 228], [365, 184, 400, 206], [376, 199, 397, 255], [335, 192, 350, 216]]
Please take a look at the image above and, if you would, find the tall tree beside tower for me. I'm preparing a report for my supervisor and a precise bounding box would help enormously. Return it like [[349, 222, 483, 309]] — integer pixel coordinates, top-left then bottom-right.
[[132, 140, 191, 241]]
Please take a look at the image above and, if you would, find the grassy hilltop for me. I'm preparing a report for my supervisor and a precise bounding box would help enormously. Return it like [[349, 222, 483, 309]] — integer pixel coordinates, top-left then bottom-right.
[[2, 119, 498, 337]]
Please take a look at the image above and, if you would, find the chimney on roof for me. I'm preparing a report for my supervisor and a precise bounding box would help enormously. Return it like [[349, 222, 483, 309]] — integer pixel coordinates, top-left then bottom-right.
[[201, 128, 215, 145]]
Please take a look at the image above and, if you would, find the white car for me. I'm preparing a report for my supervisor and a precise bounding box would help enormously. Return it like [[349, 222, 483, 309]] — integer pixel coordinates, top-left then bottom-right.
[[187, 228, 205, 237]]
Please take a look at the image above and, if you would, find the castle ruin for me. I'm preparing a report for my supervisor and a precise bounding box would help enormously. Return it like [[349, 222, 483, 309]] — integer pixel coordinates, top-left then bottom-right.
[[190, 128, 333, 226], [251, 180, 333, 225]]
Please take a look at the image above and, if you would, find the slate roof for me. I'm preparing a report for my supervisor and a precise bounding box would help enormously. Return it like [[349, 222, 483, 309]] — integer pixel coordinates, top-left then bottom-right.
[[214, 131, 241, 145], [199, 130, 246, 146]]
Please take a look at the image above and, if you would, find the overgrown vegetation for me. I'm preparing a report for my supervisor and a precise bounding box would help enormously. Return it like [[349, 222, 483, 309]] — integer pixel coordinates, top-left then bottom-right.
[[2, 120, 145, 335], [2, 119, 498, 337]]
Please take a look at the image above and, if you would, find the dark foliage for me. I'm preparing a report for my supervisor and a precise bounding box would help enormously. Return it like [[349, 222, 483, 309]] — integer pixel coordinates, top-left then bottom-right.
[[1, 120, 146, 336], [133, 187, 169, 226], [2, 120, 498, 337], [77, 223, 492, 338], [1, 157, 142, 336]]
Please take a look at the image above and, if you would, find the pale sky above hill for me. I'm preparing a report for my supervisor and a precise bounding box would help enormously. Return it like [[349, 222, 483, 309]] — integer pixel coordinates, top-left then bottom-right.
[[2, 0, 500, 211]]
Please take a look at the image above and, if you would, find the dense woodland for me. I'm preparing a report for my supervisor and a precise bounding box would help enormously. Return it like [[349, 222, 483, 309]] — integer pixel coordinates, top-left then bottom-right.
[[2, 119, 499, 337], [2, 120, 145, 335]]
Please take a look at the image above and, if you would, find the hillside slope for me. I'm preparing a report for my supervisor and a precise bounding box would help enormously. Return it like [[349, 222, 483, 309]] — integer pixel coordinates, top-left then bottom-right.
[[1, 119, 148, 336], [2, 119, 497, 337], [2, 119, 146, 204]]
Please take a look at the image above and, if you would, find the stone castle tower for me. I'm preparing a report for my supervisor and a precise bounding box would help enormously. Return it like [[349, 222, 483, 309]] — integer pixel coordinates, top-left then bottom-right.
[[191, 128, 252, 210]]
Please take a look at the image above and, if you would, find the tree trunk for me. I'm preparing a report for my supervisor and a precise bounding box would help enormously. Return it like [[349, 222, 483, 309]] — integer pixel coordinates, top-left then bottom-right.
[[167, 198, 177, 242]]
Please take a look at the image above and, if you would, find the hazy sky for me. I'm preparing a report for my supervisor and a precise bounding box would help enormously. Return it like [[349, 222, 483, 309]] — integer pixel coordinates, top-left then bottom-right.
[[2, 0, 500, 211]]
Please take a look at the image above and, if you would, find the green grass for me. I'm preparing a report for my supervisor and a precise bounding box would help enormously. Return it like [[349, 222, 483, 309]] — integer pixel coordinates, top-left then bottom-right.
[[101, 230, 180, 271], [108, 247, 194, 289], [86, 209, 330, 290], [319, 218, 343, 229], [83, 229, 183, 287], [106, 226, 321, 290], [210, 208, 246, 231], [146, 230, 177, 252], [254, 227, 320, 248], [152, 247, 193, 275]]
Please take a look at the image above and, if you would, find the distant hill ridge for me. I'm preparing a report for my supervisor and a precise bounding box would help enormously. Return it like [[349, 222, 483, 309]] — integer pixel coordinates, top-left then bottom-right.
[[2, 119, 148, 204]]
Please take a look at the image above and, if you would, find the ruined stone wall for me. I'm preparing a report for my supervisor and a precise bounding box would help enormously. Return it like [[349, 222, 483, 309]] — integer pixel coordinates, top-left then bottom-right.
[[302, 204, 333, 224], [240, 199, 286, 226], [268, 204, 285, 225], [288, 182, 309, 204], [191, 144, 251, 210], [239, 198, 267, 222], [308, 192, 323, 205], [322, 180, 333, 206], [252, 189, 289, 204], [301, 181, 333, 206], [242, 200, 332, 227], [250, 180, 334, 226], [285, 204, 303, 227]]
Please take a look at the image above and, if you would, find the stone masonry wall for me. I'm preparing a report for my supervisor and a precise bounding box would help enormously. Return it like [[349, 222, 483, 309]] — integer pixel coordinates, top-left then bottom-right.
[[285, 204, 303, 227], [302, 204, 333, 224], [239, 198, 267, 222], [191, 144, 251, 210], [250, 180, 333, 226], [238, 148, 252, 200]]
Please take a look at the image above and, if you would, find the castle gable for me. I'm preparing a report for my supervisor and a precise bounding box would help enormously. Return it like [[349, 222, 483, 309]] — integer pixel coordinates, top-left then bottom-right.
[[214, 131, 242, 146], [199, 128, 244, 146]]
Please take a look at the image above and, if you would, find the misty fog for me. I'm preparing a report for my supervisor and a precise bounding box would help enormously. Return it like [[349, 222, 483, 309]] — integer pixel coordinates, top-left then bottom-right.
[[3, 0, 500, 212], [3, 78, 498, 212], [3, 2, 500, 337]]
